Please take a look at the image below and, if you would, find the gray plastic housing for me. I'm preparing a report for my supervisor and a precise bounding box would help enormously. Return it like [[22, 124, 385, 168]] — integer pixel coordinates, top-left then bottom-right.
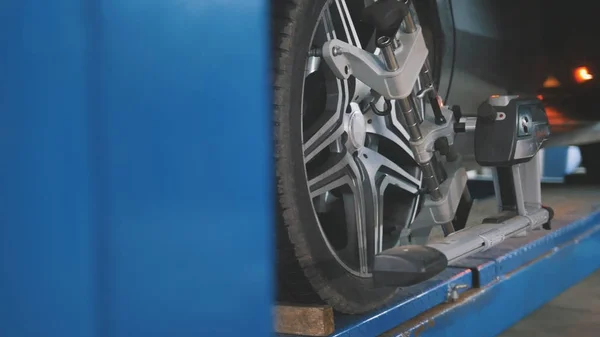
[[428, 155, 549, 264]]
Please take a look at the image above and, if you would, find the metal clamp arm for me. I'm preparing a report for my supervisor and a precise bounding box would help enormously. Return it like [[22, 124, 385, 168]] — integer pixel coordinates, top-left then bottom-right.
[[410, 107, 456, 164], [322, 26, 428, 100]]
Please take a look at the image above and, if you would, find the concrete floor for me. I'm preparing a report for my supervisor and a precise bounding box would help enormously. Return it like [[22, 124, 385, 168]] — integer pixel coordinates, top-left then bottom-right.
[[499, 268, 600, 337]]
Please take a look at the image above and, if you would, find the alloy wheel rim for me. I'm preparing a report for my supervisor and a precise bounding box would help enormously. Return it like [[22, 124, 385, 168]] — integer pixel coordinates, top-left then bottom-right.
[[300, 0, 423, 277]]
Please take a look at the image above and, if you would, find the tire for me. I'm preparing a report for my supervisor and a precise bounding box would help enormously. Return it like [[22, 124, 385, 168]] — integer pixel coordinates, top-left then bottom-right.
[[272, 0, 435, 313]]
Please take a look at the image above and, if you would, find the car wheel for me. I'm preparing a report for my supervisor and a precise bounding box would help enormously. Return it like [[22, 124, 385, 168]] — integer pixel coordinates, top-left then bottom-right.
[[273, 0, 433, 313]]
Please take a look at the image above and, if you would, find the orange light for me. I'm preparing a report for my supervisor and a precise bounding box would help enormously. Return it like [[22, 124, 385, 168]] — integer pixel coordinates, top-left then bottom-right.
[[543, 75, 561, 88], [490, 94, 500, 98], [436, 95, 444, 107], [574, 66, 593, 83], [537, 94, 544, 101]]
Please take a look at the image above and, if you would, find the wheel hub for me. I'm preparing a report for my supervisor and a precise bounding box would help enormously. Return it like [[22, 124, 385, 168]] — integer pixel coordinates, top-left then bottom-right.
[[347, 107, 367, 152]]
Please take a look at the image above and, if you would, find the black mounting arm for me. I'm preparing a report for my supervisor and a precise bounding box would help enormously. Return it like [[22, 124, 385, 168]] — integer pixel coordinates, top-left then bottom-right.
[[362, 0, 409, 38]]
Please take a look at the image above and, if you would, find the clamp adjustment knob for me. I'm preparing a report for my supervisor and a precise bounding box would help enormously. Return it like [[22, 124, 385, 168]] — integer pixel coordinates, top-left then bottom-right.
[[362, 0, 409, 38]]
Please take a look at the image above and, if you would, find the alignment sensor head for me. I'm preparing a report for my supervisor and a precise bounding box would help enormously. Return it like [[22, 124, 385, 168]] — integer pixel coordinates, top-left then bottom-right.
[[474, 95, 550, 167]]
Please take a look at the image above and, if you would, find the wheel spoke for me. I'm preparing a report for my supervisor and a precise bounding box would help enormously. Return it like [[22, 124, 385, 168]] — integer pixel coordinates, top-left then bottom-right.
[[304, 5, 354, 162], [343, 156, 370, 274], [334, 0, 362, 48], [375, 178, 392, 254], [322, 6, 337, 41], [359, 147, 420, 192], [308, 152, 353, 197], [365, 103, 415, 160], [304, 6, 336, 78], [303, 112, 345, 163], [366, 98, 412, 141], [353, 148, 420, 265], [342, 191, 371, 274], [309, 147, 421, 276]]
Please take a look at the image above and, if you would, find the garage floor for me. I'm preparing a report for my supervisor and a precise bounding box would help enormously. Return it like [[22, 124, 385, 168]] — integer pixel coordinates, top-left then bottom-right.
[[499, 269, 600, 337]]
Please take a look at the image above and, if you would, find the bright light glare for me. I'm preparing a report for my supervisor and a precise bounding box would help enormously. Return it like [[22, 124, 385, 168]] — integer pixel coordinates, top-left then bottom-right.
[[574, 66, 593, 83]]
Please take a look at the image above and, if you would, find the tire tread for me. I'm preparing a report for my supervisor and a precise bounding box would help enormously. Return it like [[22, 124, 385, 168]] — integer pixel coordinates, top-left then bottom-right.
[[272, 0, 327, 306]]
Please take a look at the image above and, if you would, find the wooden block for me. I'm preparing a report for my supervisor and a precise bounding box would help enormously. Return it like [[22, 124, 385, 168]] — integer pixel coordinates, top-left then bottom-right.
[[275, 304, 334, 336]]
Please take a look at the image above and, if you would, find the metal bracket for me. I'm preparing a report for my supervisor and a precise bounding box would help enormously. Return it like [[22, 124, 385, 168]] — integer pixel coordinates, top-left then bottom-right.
[[408, 159, 468, 231], [427, 207, 550, 264], [321, 26, 428, 99], [410, 106, 455, 164]]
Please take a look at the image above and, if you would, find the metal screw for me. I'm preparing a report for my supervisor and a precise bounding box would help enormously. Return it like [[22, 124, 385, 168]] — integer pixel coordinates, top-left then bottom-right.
[[332, 46, 342, 56], [447, 284, 468, 302]]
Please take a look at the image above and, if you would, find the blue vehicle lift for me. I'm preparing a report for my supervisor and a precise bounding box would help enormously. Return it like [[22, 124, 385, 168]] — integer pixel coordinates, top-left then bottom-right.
[[1, 1, 271, 336], [1, 1, 600, 337]]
